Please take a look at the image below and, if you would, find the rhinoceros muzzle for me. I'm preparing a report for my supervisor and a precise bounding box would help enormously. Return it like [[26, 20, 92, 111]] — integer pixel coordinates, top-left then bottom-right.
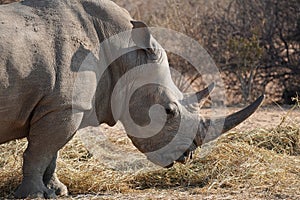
[[176, 150, 193, 164], [164, 140, 198, 168], [165, 151, 194, 168], [165, 93, 265, 168], [176, 140, 197, 163]]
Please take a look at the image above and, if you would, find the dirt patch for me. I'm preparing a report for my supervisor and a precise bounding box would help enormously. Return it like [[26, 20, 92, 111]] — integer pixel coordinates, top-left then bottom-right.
[[0, 105, 299, 199]]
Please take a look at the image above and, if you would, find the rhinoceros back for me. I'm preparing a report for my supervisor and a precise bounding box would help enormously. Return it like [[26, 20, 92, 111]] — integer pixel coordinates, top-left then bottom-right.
[[0, 0, 133, 143]]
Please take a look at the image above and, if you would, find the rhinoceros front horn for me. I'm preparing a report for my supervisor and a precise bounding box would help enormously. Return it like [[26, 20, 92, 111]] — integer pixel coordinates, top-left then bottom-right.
[[220, 95, 264, 134], [195, 95, 265, 146]]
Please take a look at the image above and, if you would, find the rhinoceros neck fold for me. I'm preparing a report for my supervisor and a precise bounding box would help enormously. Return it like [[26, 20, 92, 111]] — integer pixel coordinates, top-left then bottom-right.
[[93, 65, 116, 127], [84, 2, 134, 127], [95, 49, 149, 126]]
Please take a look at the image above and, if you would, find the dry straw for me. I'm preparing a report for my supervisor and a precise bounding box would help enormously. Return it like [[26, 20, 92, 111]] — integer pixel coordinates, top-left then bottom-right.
[[0, 108, 299, 198]]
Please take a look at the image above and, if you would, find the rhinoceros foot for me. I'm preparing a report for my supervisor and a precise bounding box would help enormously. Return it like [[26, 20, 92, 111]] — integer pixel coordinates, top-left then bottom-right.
[[47, 176, 68, 196], [14, 179, 56, 199]]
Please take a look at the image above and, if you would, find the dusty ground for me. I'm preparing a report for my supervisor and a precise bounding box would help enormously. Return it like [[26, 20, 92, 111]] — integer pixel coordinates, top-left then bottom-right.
[[214, 105, 300, 130], [0, 104, 299, 200], [66, 105, 300, 200]]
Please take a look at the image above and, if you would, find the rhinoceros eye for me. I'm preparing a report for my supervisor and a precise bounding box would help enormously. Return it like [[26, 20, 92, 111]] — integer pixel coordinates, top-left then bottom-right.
[[165, 103, 178, 118]]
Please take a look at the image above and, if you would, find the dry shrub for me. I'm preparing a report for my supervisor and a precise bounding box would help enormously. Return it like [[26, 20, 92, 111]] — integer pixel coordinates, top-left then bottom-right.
[[225, 126, 300, 156], [0, 0, 19, 4]]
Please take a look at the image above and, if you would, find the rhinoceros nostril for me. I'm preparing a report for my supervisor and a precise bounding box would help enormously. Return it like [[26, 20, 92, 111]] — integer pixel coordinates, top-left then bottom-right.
[[165, 107, 173, 115]]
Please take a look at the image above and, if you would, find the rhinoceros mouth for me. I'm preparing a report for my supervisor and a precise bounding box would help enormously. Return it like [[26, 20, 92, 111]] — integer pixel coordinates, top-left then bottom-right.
[[165, 151, 193, 168], [175, 140, 197, 164], [175, 151, 191, 164], [164, 140, 197, 168]]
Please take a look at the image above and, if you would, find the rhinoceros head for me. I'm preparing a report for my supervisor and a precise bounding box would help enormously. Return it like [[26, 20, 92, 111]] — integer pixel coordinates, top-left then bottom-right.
[[111, 21, 264, 168]]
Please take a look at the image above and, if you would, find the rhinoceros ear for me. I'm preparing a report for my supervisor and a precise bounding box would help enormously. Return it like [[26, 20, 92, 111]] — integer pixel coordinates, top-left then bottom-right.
[[131, 20, 159, 60]]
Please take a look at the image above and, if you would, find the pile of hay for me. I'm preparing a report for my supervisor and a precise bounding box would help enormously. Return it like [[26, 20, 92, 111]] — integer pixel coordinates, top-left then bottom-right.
[[0, 140, 25, 197], [132, 125, 300, 193], [0, 123, 299, 198], [0, 138, 131, 197]]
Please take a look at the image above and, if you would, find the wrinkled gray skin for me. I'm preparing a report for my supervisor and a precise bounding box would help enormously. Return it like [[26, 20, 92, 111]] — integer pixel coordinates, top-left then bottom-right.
[[0, 0, 264, 198]]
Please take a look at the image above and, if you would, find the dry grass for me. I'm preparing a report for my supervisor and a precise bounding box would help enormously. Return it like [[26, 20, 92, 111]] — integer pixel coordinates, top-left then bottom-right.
[[0, 140, 25, 197], [132, 126, 300, 192], [1, 101, 299, 199], [0, 113, 299, 199]]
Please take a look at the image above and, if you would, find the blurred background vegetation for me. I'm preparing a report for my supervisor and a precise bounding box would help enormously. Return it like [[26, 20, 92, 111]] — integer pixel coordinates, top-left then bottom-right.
[[114, 0, 300, 105], [1, 0, 299, 105]]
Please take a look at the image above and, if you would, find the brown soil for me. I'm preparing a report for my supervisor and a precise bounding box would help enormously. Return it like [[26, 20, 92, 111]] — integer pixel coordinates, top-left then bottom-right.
[[0, 105, 298, 200], [67, 105, 300, 200], [208, 105, 300, 130]]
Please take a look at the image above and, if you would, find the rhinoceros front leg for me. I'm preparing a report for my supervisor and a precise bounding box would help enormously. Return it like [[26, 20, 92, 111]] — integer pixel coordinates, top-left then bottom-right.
[[14, 143, 57, 199], [14, 110, 77, 199], [43, 153, 68, 196]]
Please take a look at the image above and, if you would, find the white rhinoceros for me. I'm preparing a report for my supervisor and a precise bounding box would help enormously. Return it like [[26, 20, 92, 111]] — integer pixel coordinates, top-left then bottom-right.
[[0, 0, 264, 198]]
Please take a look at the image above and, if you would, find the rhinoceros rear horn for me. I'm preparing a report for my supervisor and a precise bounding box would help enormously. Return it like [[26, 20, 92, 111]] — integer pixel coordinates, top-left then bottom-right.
[[201, 95, 265, 144], [181, 83, 215, 105], [131, 20, 159, 60]]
